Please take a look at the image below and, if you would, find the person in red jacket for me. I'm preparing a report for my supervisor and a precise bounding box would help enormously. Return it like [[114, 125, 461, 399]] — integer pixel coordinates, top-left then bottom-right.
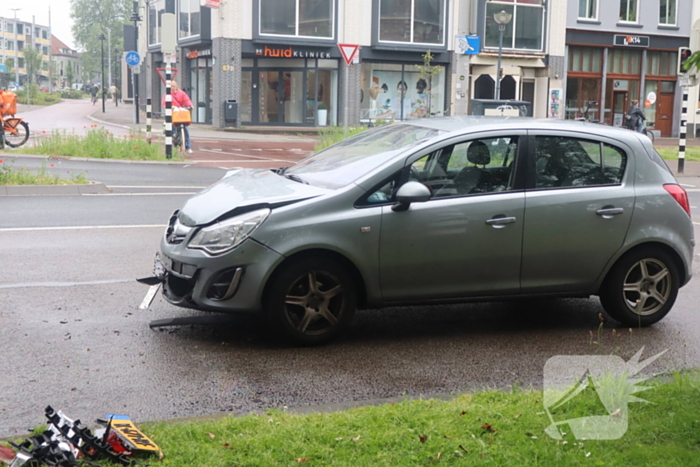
[[162, 81, 194, 153]]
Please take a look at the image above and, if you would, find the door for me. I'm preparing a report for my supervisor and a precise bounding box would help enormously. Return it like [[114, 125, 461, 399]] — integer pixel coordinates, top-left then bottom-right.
[[378, 133, 526, 302], [611, 91, 628, 127], [656, 93, 674, 137], [521, 133, 635, 293], [258, 70, 304, 124]]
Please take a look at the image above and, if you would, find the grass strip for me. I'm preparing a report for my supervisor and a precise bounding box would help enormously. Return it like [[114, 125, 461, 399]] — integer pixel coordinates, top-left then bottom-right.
[[11, 128, 181, 162], [0, 161, 88, 185], [37, 371, 696, 466], [654, 146, 700, 162]]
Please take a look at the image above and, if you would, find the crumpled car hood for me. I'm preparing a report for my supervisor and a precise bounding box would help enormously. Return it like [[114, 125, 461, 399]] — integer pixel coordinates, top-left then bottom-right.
[[178, 169, 330, 226]]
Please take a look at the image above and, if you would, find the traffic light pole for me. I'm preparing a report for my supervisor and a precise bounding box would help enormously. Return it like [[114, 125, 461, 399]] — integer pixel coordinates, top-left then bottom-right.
[[678, 84, 688, 174]]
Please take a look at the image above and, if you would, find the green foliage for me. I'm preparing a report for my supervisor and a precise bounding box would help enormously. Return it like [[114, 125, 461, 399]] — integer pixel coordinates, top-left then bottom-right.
[[655, 146, 700, 162], [14, 88, 61, 106], [414, 52, 442, 118], [22, 47, 44, 85], [73, 372, 700, 467], [0, 161, 88, 185], [682, 51, 700, 73], [70, 0, 130, 79], [314, 126, 369, 152], [60, 89, 86, 99], [13, 127, 178, 161]]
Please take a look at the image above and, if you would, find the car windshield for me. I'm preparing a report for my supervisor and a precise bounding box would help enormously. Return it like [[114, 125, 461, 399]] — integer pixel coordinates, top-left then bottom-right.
[[283, 123, 445, 189]]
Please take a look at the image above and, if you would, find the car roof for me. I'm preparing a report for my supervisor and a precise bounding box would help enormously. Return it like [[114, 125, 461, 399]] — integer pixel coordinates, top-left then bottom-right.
[[402, 116, 643, 145]]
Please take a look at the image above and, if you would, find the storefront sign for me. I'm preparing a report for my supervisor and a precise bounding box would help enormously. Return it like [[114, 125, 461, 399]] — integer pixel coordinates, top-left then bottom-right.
[[455, 35, 480, 55], [613, 35, 650, 47], [200, 0, 220, 7], [255, 46, 332, 59], [647, 91, 657, 106], [613, 80, 629, 91], [187, 48, 212, 59]]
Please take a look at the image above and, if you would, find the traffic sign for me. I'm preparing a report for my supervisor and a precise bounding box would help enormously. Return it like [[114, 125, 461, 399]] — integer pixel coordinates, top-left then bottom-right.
[[125, 51, 141, 67], [338, 44, 359, 66]]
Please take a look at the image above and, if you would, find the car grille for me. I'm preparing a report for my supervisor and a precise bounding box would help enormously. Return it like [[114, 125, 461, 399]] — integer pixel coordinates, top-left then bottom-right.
[[165, 211, 193, 245]]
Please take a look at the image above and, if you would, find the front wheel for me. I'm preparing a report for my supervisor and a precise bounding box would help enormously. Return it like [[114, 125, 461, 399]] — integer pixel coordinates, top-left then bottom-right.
[[4, 120, 30, 147], [599, 248, 679, 327], [643, 128, 655, 143], [266, 257, 357, 345], [172, 125, 182, 149]]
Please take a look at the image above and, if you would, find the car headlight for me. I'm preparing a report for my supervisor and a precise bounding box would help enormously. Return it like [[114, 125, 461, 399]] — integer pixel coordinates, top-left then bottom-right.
[[188, 208, 270, 255]]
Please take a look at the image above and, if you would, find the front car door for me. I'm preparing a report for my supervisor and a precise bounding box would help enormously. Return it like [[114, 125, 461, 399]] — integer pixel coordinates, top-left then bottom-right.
[[375, 131, 527, 302], [521, 131, 635, 293]]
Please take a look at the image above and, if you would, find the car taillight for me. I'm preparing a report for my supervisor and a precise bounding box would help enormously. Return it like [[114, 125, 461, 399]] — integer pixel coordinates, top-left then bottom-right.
[[664, 184, 691, 216]]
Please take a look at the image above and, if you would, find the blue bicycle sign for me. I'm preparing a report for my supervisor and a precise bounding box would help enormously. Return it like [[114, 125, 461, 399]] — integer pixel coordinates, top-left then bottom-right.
[[125, 51, 141, 67]]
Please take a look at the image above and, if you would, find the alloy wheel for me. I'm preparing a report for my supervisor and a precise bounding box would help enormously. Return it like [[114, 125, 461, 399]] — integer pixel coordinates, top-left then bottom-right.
[[283, 270, 345, 336], [622, 258, 671, 316]]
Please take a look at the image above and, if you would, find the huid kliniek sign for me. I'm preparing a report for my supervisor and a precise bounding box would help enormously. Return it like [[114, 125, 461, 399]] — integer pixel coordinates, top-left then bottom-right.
[[614, 35, 650, 47], [255, 46, 332, 59]]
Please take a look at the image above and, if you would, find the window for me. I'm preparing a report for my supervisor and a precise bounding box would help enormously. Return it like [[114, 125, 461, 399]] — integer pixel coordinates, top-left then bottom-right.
[[646, 51, 677, 76], [16, 24, 23, 35], [534, 136, 626, 189], [260, 0, 334, 39], [18, 58, 24, 69], [485, 0, 545, 52], [148, 0, 166, 45], [660, 0, 677, 25], [6, 41, 14, 51], [179, 0, 201, 38], [42, 30, 48, 40], [35, 27, 40, 37], [619, 0, 638, 22], [565, 77, 601, 120], [568, 47, 602, 73], [43, 46, 48, 55], [410, 136, 519, 198], [6, 23, 13, 34], [379, 0, 446, 46], [578, 0, 597, 19], [609, 49, 641, 74]]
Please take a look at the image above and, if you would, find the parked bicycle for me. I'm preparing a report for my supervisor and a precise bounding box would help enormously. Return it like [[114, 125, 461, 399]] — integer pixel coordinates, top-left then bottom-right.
[[1, 90, 30, 148], [574, 101, 601, 123]]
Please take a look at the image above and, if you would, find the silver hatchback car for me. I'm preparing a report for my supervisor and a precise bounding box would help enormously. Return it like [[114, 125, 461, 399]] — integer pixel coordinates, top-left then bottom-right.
[[149, 117, 694, 344]]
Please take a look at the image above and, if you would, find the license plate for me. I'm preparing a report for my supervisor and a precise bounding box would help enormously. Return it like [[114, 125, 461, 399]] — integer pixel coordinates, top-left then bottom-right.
[[104, 414, 161, 454]]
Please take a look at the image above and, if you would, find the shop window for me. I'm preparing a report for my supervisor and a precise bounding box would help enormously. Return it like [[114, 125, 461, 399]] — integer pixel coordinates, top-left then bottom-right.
[[646, 51, 677, 76], [660, 0, 677, 25], [609, 49, 640, 74], [179, 0, 201, 39], [578, 0, 597, 20], [474, 75, 495, 99], [485, 0, 544, 52], [568, 47, 602, 73], [260, 0, 334, 39], [359, 62, 446, 122], [500, 75, 516, 100], [565, 77, 601, 120], [619, 0, 638, 23], [378, 0, 446, 46], [148, 0, 166, 45]]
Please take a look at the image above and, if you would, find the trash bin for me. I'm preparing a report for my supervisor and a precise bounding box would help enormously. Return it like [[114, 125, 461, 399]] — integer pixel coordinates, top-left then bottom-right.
[[224, 99, 238, 125]]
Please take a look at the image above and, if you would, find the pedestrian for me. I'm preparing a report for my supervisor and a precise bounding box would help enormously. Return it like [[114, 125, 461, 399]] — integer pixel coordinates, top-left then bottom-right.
[[162, 81, 194, 154], [626, 99, 646, 133], [90, 84, 98, 105], [109, 83, 119, 106]]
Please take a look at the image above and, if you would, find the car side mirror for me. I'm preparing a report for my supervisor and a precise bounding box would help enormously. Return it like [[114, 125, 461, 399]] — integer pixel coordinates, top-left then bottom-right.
[[392, 181, 431, 212]]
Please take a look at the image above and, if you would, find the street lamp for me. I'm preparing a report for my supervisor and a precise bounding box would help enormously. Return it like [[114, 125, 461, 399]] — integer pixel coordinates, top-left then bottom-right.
[[493, 9, 512, 101], [11, 8, 21, 88], [99, 33, 106, 113]]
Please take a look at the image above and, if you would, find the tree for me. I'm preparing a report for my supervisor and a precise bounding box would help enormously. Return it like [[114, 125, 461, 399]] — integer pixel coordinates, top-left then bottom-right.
[[23, 47, 44, 85], [415, 52, 443, 118], [67, 62, 75, 89], [70, 0, 130, 81]]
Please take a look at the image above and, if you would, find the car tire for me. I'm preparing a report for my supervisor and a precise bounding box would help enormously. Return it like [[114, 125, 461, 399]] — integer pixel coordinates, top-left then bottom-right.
[[266, 257, 357, 345], [599, 247, 680, 327]]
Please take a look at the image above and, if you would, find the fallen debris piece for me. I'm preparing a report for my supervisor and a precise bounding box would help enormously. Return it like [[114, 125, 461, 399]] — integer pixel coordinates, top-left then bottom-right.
[[97, 414, 161, 457]]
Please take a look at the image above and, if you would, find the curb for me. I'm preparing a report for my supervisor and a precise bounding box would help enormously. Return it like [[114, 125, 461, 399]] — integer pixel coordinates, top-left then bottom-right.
[[1, 154, 190, 166], [0, 182, 110, 196], [87, 109, 135, 131]]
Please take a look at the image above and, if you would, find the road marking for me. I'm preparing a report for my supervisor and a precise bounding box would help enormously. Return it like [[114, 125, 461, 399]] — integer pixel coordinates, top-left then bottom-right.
[[84, 192, 197, 196], [0, 279, 134, 289], [686, 189, 700, 192], [681, 183, 697, 188], [139, 284, 161, 309], [251, 148, 262, 151], [0, 224, 166, 232], [109, 185, 207, 189], [199, 149, 296, 162]]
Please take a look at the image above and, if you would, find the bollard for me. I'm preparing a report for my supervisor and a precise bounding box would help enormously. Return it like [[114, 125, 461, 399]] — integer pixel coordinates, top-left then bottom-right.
[[146, 98, 152, 144], [165, 65, 172, 159]]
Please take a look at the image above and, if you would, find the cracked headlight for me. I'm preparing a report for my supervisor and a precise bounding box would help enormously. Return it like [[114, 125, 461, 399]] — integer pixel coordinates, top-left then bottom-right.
[[188, 208, 270, 255]]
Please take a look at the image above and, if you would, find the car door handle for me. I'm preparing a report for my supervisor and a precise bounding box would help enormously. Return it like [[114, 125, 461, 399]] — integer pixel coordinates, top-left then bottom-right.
[[596, 207, 624, 217], [486, 216, 517, 228]]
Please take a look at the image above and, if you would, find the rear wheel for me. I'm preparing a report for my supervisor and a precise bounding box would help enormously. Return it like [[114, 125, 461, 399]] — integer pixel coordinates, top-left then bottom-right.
[[4, 120, 30, 148], [599, 248, 679, 327], [266, 257, 357, 345]]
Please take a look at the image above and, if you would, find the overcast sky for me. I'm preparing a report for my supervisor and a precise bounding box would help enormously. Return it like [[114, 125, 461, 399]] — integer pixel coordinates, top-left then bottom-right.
[[2, 0, 75, 49]]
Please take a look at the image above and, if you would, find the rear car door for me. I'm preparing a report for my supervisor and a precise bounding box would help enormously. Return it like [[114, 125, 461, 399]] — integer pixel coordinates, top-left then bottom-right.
[[375, 132, 527, 302], [520, 131, 635, 293]]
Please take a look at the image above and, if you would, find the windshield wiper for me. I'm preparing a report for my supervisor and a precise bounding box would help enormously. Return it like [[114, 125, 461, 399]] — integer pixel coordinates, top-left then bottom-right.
[[284, 174, 309, 185]]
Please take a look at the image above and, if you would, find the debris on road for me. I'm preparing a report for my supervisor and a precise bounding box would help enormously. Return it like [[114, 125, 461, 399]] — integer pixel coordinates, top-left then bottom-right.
[[1, 406, 161, 466]]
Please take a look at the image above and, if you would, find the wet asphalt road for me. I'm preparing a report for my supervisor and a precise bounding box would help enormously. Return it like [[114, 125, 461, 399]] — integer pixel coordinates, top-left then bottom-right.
[[1, 163, 700, 438]]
